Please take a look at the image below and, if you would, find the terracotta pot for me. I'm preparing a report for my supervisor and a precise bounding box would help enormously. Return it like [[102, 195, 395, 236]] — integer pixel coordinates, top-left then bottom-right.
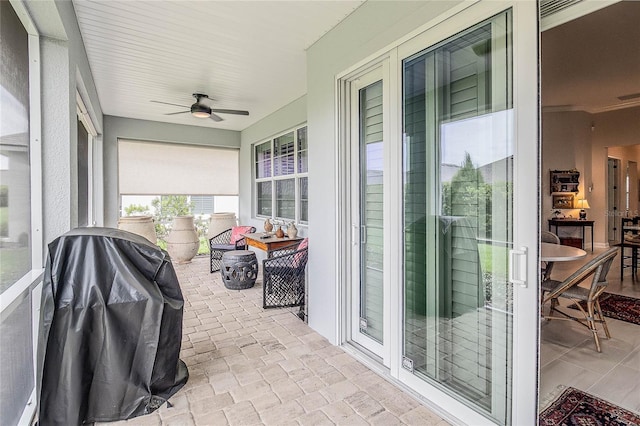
[[167, 215, 199, 263], [208, 212, 237, 239], [275, 226, 285, 238], [264, 218, 273, 233], [117, 215, 157, 244]]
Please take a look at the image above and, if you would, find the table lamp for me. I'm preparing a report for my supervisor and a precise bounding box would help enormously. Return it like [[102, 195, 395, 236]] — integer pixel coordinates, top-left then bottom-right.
[[576, 198, 590, 220]]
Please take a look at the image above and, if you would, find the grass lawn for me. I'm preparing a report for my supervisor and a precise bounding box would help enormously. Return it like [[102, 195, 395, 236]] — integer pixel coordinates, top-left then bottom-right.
[[477, 242, 509, 277], [0, 207, 8, 236], [157, 237, 210, 256], [0, 247, 31, 293]]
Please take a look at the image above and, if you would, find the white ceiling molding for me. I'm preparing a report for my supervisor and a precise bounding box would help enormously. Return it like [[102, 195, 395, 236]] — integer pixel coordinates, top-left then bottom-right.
[[542, 98, 640, 114], [589, 99, 640, 114]]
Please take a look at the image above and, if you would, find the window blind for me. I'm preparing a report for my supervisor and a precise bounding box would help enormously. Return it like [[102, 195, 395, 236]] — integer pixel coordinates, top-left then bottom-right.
[[118, 139, 239, 195]]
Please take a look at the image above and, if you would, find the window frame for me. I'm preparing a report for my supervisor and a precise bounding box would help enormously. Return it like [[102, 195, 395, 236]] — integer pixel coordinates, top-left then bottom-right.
[[254, 124, 308, 225], [76, 90, 99, 226]]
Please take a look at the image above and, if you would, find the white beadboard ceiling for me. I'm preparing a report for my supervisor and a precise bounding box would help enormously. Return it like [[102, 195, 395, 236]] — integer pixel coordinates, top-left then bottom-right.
[[72, 0, 364, 131]]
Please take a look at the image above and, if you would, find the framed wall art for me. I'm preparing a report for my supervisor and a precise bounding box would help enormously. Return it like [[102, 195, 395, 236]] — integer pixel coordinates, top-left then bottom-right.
[[552, 194, 574, 209]]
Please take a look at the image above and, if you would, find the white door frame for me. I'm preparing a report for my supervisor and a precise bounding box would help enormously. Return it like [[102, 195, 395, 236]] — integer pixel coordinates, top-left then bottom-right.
[[347, 63, 393, 365]]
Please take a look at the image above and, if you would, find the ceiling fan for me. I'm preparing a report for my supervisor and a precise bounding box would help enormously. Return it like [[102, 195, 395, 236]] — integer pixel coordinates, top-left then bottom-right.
[[151, 93, 249, 122]]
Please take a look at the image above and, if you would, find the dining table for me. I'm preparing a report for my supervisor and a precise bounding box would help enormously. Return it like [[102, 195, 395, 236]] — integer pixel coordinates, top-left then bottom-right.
[[541, 242, 587, 281], [541, 242, 587, 262]]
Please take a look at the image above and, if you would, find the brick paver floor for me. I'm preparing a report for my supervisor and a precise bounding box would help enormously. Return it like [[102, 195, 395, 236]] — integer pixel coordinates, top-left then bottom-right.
[[103, 255, 450, 426]]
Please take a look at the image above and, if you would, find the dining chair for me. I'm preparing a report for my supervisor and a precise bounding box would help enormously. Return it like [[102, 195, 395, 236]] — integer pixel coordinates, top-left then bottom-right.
[[541, 230, 560, 281], [209, 225, 256, 273], [541, 247, 618, 352], [541, 230, 560, 244], [620, 216, 640, 279]]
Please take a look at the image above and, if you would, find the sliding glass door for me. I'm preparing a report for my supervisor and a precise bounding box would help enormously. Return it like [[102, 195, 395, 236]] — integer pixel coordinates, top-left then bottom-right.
[[339, 2, 538, 424], [401, 8, 532, 424]]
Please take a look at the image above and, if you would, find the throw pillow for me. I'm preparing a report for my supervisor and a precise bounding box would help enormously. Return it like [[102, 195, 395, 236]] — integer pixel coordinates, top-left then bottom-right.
[[230, 226, 253, 244]]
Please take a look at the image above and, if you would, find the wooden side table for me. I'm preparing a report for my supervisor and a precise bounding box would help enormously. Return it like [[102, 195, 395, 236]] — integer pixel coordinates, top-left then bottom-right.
[[243, 232, 303, 257], [548, 218, 594, 251]]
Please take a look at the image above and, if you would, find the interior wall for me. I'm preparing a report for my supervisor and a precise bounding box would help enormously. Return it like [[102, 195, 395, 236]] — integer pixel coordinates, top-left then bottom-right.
[[306, 0, 463, 342], [103, 116, 240, 227], [541, 111, 593, 240], [592, 106, 640, 243], [542, 107, 640, 246]]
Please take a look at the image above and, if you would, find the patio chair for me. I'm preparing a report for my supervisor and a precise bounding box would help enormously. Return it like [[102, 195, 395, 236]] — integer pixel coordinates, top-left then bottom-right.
[[541, 230, 560, 281], [541, 247, 618, 352], [262, 238, 308, 320], [209, 225, 256, 273]]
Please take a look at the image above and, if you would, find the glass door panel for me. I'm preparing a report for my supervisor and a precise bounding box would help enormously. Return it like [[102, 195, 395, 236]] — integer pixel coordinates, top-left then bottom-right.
[[403, 10, 513, 424], [351, 66, 387, 359], [360, 80, 384, 344]]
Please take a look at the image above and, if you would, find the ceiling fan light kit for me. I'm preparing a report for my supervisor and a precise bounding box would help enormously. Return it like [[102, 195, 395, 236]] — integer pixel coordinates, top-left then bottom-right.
[[190, 104, 211, 118], [151, 93, 249, 122]]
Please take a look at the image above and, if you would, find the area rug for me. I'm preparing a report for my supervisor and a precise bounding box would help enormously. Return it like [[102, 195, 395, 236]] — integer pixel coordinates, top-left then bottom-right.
[[539, 387, 640, 425], [569, 292, 640, 326]]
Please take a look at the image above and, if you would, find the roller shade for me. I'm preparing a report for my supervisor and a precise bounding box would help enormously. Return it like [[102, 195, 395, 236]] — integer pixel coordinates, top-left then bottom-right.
[[118, 139, 239, 195]]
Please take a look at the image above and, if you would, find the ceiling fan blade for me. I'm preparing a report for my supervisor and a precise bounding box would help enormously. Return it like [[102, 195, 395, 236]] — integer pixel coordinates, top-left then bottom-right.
[[209, 112, 224, 122], [151, 100, 190, 108], [164, 110, 190, 115], [210, 108, 250, 116]]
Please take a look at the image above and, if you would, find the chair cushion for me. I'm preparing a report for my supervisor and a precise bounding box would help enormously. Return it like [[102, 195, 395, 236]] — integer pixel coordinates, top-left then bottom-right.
[[211, 244, 235, 251], [230, 226, 254, 244], [292, 238, 308, 268]]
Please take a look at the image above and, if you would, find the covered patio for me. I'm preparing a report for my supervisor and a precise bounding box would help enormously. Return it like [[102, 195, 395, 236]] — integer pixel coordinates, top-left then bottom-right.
[[5, 0, 640, 424], [99, 256, 448, 426]]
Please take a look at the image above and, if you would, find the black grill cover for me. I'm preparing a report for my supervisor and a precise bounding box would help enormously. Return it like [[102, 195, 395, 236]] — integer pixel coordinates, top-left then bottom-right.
[[37, 227, 189, 425]]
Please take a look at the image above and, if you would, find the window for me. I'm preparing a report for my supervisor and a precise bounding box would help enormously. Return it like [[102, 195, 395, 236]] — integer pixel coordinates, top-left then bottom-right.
[[1, 3, 32, 292], [0, 1, 42, 424], [77, 118, 89, 226], [254, 124, 308, 223], [299, 177, 308, 222], [76, 92, 99, 227]]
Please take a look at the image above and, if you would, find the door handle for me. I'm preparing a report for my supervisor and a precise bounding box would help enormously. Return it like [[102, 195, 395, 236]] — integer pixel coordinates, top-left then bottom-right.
[[361, 225, 367, 244], [351, 224, 358, 246], [509, 247, 528, 288]]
